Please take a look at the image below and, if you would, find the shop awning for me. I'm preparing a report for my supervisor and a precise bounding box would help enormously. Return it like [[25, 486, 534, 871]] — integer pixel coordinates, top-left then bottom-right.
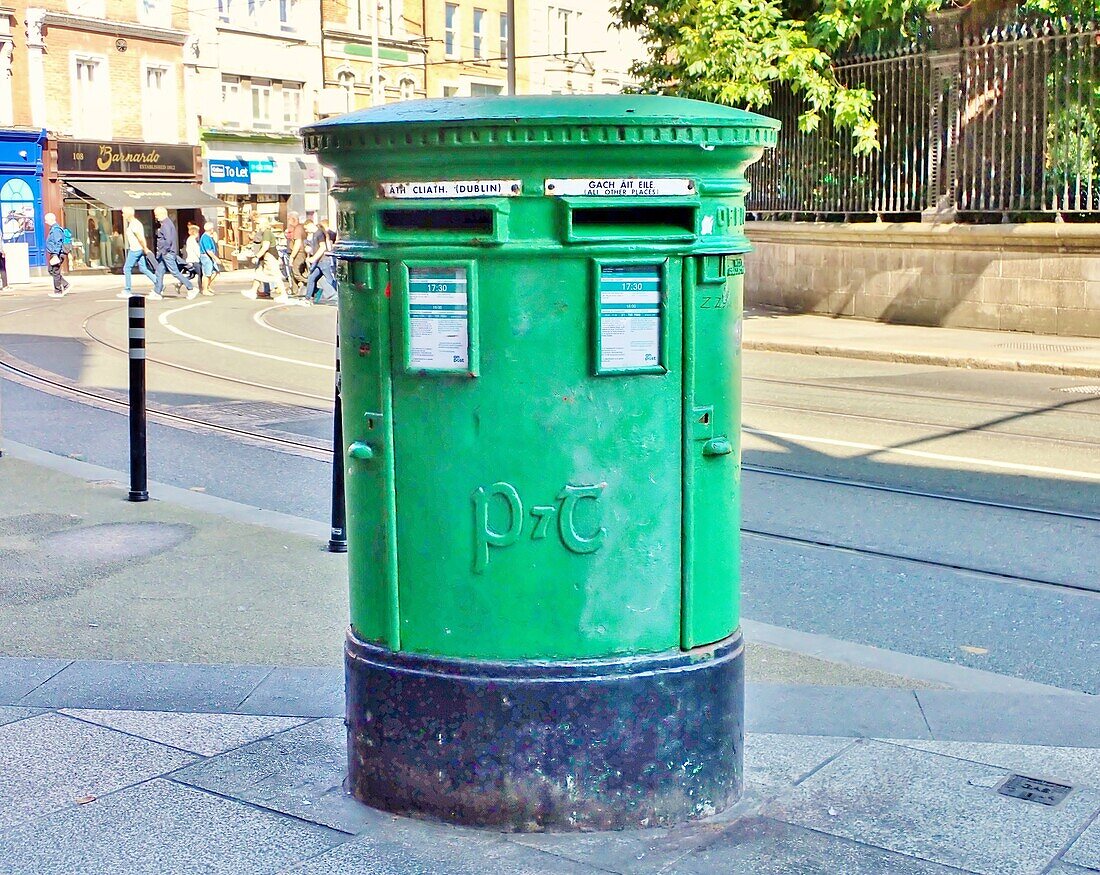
[[68, 180, 224, 209]]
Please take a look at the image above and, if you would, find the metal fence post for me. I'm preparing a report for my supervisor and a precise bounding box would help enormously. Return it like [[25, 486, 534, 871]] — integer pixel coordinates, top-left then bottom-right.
[[127, 295, 148, 502], [328, 326, 347, 553]]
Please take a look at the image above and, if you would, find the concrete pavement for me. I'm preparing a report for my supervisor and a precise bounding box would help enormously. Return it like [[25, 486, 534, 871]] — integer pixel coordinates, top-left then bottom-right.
[[1, 658, 1099, 874], [3, 386, 1100, 873]]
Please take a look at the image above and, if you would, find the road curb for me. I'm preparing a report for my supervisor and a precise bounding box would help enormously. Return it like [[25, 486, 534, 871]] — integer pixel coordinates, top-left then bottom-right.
[[742, 619, 1086, 698], [743, 339, 1100, 379]]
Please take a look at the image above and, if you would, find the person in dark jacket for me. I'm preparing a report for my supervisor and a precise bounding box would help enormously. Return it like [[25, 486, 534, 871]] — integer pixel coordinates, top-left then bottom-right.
[[152, 207, 195, 300], [44, 212, 70, 298]]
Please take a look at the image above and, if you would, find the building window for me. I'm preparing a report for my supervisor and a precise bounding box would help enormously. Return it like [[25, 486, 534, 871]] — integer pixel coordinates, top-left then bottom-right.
[[555, 8, 575, 57], [282, 83, 302, 130], [381, 0, 396, 36], [499, 12, 509, 63], [473, 8, 485, 59], [70, 0, 105, 16], [444, 3, 458, 57], [138, 0, 170, 26], [442, 84, 459, 97], [218, 0, 231, 20], [221, 75, 242, 128], [72, 55, 110, 138], [470, 82, 502, 97], [142, 64, 175, 141], [399, 77, 415, 100], [251, 79, 272, 129], [279, 0, 296, 30]]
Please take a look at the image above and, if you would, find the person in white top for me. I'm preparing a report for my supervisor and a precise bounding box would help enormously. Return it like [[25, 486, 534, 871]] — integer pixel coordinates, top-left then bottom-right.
[[118, 207, 157, 300], [184, 223, 201, 281]]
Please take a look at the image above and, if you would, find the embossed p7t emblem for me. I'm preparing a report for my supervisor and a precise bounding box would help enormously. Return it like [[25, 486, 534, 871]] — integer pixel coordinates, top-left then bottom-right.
[[471, 482, 607, 573]]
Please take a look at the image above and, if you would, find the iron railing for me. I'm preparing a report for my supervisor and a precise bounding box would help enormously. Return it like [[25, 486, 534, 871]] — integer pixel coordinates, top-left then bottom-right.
[[746, 14, 1100, 221]]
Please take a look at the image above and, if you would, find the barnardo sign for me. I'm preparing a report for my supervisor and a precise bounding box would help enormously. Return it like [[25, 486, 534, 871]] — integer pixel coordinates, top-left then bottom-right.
[[56, 141, 195, 177]]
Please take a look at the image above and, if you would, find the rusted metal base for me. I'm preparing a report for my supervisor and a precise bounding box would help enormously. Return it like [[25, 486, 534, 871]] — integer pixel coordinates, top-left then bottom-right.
[[344, 629, 744, 832]]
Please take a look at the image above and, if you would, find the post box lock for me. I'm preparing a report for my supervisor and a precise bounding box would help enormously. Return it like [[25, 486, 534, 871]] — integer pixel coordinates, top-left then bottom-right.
[[701, 437, 732, 457], [348, 442, 375, 461]]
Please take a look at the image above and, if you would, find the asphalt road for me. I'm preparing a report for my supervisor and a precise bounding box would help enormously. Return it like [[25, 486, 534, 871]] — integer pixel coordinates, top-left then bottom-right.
[[2, 282, 1098, 692]]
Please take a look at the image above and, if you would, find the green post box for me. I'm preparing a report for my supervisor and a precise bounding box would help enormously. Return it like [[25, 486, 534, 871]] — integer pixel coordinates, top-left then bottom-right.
[[304, 96, 777, 831]]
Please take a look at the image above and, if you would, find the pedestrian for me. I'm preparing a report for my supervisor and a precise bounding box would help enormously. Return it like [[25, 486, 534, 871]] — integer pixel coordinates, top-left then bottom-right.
[[152, 206, 196, 300], [117, 207, 157, 299], [0, 234, 9, 293], [243, 217, 288, 302], [44, 212, 71, 298], [286, 212, 308, 295], [184, 223, 201, 282], [198, 221, 223, 296], [302, 220, 335, 304]]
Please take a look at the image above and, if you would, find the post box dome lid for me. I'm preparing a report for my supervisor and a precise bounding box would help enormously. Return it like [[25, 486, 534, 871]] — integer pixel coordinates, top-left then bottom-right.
[[304, 95, 780, 134]]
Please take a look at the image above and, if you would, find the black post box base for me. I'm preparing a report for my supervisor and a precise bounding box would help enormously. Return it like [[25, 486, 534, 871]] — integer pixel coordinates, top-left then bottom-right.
[[344, 629, 744, 832]]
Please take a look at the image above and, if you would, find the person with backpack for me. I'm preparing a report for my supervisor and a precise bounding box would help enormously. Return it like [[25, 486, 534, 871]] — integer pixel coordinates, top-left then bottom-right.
[[44, 212, 71, 298], [152, 206, 196, 300]]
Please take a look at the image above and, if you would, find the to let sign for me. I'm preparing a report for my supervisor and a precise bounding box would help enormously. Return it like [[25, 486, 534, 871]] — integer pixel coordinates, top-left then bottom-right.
[[57, 141, 196, 177]]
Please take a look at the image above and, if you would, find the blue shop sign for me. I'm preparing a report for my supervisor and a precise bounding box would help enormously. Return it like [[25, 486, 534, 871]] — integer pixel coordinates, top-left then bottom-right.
[[208, 158, 251, 184]]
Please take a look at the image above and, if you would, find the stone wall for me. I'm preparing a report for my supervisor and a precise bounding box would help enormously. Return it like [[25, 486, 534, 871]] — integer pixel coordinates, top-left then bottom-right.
[[743, 222, 1100, 338]]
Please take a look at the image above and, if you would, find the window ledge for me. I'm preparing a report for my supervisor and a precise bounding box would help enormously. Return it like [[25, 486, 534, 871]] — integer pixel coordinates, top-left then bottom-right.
[[216, 21, 307, 43], [43, 11, 187, 43]]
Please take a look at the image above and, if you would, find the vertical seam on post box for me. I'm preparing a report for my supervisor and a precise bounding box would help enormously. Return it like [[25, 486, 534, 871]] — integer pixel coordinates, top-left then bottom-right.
[[681, 258, 695, 651], [379, 260, 401, 650]]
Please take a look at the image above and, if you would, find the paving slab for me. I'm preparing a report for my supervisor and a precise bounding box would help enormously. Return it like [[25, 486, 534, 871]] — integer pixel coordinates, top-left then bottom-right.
[[61, 708, 308, 756], [883, 739, 1100, 789], [510, 822, 722, 875], [0, 705, 45, 727], [0, 778, 344, 875], [507, 736, 860, 875], [743, 733, 857, 796], [762, 739, 1100, 875], [0, 712, 195, 830], [0, 657, 70, 703], [915, 691, 1100, 747], [1064, 815, 1100, 870], [237, 666, 344, 717], [18, 659, 273, 711], [287, 817, 603, 874], [171, 717, 376, 834], [668, 815, 970, 875], [746, 684, 931, 739]]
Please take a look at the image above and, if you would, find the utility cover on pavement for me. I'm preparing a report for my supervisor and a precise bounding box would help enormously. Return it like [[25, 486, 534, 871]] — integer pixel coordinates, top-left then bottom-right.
[[996, 775, 1073, 806]]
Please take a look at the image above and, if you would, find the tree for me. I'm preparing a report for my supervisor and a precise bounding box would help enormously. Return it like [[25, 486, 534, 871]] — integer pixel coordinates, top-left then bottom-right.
[[612, 0, 949, 154]]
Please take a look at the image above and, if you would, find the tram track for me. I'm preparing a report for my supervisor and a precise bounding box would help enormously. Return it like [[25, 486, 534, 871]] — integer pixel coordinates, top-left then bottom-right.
[[742, 528, 1100, 596], [0, 351, 332, 462], [81, 305, 331, 403], [743, 398, 1100, 450]]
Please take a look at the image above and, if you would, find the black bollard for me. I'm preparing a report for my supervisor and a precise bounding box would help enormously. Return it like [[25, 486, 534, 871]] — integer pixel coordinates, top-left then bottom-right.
[[327, 329, 347, 552], [127, 296, 148, 502]]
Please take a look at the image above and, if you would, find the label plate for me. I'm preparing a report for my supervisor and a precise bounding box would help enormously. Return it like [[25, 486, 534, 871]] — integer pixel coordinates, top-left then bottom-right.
[[599, 264, 662, 371], [546, 178, 695, 197], [379, 180, 520, 199], [408, 266, 469, 371]]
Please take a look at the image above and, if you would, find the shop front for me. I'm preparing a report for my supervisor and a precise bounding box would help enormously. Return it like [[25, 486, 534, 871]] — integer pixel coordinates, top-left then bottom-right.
[[203, 136, 324, 262], [50, 140, 223, 273], [0, 128, 47, 276]]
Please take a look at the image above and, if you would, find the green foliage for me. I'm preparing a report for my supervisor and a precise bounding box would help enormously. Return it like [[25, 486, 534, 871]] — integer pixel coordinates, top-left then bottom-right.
[[612, 0, 949, 153]]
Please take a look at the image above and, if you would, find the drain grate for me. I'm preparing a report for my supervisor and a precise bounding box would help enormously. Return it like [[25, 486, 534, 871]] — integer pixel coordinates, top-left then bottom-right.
[[1055, 385, 1100, 395], [996, 774, 1073, 806], [996, 342, 1088, 353]]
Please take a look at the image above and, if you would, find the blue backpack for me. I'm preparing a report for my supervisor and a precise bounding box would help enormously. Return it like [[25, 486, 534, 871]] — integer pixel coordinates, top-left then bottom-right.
[[60, 227, 73, 255]]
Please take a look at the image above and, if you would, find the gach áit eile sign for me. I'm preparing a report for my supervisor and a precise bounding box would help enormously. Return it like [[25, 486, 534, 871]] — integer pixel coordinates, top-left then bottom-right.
[[57, 141, 196, 177]]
